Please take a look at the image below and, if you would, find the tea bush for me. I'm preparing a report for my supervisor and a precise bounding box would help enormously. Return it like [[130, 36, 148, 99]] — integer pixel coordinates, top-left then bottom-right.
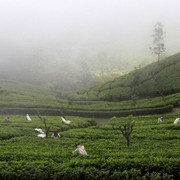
[[0, 114, 179, 179]]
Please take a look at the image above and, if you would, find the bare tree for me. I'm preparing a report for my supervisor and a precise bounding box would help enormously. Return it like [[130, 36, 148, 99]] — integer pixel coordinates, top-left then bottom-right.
[[120, 121, 134, 148], [38, 115, 50, 138], [150, 22, 166, 63], [110, 116, 135, 148]]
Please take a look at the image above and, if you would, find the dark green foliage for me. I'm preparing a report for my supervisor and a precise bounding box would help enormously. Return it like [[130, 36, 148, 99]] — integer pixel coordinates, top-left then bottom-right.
[[0, 114, 179, 179], [1, 104, 174, 118], [69, 53, 180, 101], [0, 115, 95, 140], [60, 105, 173, 118]]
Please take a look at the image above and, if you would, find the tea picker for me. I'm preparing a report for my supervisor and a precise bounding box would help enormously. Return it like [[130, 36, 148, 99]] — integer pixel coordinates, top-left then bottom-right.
[[26, 114, 32, 121], [73, 143, 87, 155], [61, 116, 71, 125]]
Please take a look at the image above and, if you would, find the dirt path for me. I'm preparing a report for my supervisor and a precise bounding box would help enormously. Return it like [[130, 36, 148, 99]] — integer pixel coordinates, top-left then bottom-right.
[[94, 118, 109, 125], [172, 107, 180, 113]]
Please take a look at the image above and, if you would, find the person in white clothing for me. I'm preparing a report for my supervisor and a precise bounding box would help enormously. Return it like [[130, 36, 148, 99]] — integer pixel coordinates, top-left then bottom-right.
[[3, 116, 11, 123], [61, 116, 71, 125], [73, 143, 87, 155], [157, 117, 164, 123], [173, 118, 180, 124], [26, 114, 32, 121], [51, 129, 61, 139]]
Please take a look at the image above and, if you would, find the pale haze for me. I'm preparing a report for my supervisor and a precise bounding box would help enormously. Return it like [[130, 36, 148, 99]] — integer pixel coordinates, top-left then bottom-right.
[[0, 0, 180, 90]]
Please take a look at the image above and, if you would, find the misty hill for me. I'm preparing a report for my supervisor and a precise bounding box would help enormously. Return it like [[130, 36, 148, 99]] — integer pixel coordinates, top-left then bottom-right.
[[0, 42, 153, 93], [0, 79, 63, 109], [0, 54, 179, 117], [69, 53, 180, 101]]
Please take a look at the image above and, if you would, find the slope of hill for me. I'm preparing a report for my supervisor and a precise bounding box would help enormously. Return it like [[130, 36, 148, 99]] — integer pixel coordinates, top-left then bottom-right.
[[0, 53, 179, 117], [69, 53, 180, 101], [0, 79, 63, 109]]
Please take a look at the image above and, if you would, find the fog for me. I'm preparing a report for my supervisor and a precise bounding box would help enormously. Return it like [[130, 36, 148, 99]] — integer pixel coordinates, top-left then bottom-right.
[[0, 0, 180, 91]]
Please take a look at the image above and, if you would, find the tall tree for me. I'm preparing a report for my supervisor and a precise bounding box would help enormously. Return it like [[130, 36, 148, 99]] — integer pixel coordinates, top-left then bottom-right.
[[150, 22, 166, 63]]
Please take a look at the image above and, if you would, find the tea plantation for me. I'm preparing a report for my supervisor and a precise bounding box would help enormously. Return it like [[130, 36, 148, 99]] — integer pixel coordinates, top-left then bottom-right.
[[0, 114, 179, 179], [69, 52, 180, 101]]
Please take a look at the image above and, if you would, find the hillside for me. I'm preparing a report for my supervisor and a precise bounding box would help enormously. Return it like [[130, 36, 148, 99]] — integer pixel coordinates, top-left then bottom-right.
[[0, 79, 64, 109], [0, 53, 179, 117], [69, 53, 180, 101]]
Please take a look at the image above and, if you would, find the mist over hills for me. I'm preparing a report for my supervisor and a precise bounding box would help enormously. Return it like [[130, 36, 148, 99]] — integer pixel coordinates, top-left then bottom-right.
[[0, 52, 179, 117], [0, 51, 179, 102], [69, 52, 180, 101], [0, 41, 152, 92], [1, 0, 180, 93]]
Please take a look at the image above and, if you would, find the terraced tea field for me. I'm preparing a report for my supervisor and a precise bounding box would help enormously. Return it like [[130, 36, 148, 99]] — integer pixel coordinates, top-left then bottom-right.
[[0, 113, 179, 179]]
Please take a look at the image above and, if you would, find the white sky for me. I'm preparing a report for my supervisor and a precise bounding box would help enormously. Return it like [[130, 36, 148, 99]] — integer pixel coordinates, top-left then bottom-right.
[[0, 0, 180, 63]]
